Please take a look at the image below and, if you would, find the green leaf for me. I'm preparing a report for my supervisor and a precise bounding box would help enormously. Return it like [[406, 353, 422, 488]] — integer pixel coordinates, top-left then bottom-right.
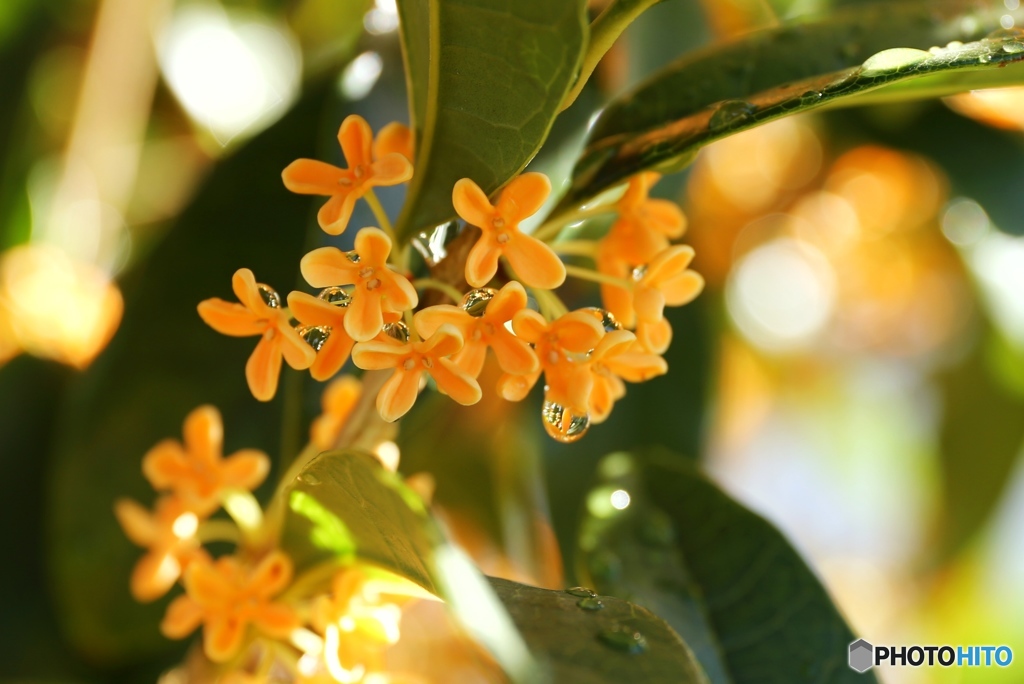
[[288, 490, 358, 559], [489, 576, 710, 684], [577, 450, 873, 684], [393, 0, 588, 241], [46, 80, 336, 665], [561, 1, 1024, 209]]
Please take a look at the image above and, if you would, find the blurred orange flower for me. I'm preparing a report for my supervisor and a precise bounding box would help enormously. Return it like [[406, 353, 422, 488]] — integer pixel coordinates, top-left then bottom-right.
[[452, 173, 566, 289], [311, 376, 362, 451], [282, 115, 413, 235], [588, 330, 667, 423]]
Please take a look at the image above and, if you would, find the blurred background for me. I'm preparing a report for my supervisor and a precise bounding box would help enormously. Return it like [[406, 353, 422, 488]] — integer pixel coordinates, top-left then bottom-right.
[[0, 1, 1022, 682]]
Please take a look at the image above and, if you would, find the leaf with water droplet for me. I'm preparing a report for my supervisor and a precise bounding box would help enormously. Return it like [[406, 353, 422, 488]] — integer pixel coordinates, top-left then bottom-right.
[[555, 1, 1024, 211], [599, 626, 648, 654], [577, 597, 605, 611], [566, 586, 598, 597]]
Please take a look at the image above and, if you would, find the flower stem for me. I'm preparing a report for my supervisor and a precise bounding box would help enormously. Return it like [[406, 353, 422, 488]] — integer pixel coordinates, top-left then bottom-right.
[[532, 204, 615, 243], [221, 489, 265, 547], [364, 189, 397, 245], [196, 519, 242, 545], [551, 239, 598, 258], [531, 288, 568, 320], [563, 263, 633, 289], [412, 278, 463, 304]]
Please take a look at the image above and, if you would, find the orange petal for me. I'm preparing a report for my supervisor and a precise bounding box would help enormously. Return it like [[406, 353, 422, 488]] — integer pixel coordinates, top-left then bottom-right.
[[553, 312, 605, 353], [453, 340, 487, 378], [465, 238, 502, 288], [646, 245, 695, 285], [511, 309, 547, 343], [131, 551, 181, 602], [183, 405, 222, 464], [592, 330, 637, 361], [381, 270, 418, 311], [496, 172, 550, 220], [231, 268, 265, 313], [601, 284, 634, 328], [344, 289, 385, 342], [489, 330, 538, 376], [220, 450, 270, 491], [637, 318, 672, 354], [252, 603, 300, 638], [618, 172, 657, 209], [141, 440, 190, 491], [418, 324, 463, 358], [310, 331, 355, 381], [503, 233, 565, 289], [301, 247, 357, 288], [486, 281, 528, 322], [278, 322, 318, 370], [114, 498, 157, 546], [588, 377, 619, 425], [251, 550, 293, 597], [370, 153, 413, 186], [661, 270, 705, 307], [246, 334, 283, 401], [644, 199, 687, 238], [354, 227, 393, 266], [413, 305, 470, 339], [497, 370, 539, 402], [634, 286, 666, 323], [428, 358, 482, 406], [287, 291, 344, 328], [376, 368, 422, 422], [338, 115, 373, 168], [452, 178, 494, 227], [318, 191, 360, 236], [606, 352, 668, 382], [282, 159, 345, 195], [373, 122, 414, 161], [351, 340, 406, 369], [197, 299, 263, 337], [203, 615, 246, 663], [183, 558, 236, 606], [161, 595, 204, 639]]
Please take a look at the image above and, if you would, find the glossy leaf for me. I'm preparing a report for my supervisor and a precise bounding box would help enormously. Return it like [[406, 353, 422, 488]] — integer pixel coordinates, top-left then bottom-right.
[[577, 450, 873, 684], [46, 81, 335, 664], [490, 576, 710, 684], [393, 0, 588, 241], [561, 1, 1024, 209]]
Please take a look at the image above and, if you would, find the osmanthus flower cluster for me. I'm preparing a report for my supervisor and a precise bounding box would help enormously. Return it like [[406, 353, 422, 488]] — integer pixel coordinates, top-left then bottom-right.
[[198, 115, 704, 442], [116, 400, 438, 683]]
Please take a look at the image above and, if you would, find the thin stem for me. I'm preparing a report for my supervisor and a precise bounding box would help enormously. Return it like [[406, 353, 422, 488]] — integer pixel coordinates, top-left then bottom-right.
[[412, 277, 463, 304], [531, 288, 568, 320], [564, 263, 633, 289], [278, 367, 304, 473], [364, 189, 397, 245], [404, 308, 420, 342], [532, 204, 616, 243], [196, 519, 242, 545], [221, 489, 265, 548], [551, 239, 598, 258]]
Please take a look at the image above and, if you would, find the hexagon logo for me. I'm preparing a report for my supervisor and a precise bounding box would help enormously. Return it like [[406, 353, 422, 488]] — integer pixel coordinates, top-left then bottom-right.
[[849, 639, 874, 673]]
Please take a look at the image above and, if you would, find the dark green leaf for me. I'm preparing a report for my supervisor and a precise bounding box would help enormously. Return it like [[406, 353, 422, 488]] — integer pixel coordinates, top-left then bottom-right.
[[577, 450, 873, 684], [490, 576, 710, 684], [46, 81, 335, 664], [561, 1, 1024, 209], [393, 0, 588, 240]]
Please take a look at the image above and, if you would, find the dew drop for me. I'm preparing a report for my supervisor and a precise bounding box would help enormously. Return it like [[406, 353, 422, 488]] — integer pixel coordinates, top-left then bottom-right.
[[799, 90, 823, 106], [297, 325, 331, 351], [541, 400, 590, 443], [708, 100, 757, 132], [580, 307, 623, 332], [318, 286, 352, 307], [987, 27, 1024, 41], [577, 597, 604, 611], [257, 283, 281, 308], [345, 250, 361, 264], [298, 472, 321, 485], [599, 626, 648, 654], [1003, 41, 1024, 53], [461, 288, 497, 317], [566, 587, 598, 598], [861, 47, 930, 76], [631, 264, 648, 282], [382, 321, 410, 343]]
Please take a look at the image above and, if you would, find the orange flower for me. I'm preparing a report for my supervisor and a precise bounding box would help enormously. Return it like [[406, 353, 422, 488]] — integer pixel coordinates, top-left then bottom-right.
[[452, 173, 565, 289], [351, 324, 482, 422], [115, 496, 208, 602], [414, 283, 538, 379], [587, 330, 667, 423], [311, 376, 362, 451], [161, 551, 300, 663], [142, 405, 270, 515], [372, 122, 414, 163], [198, 269, 316, 401], [631, 246, 704, 353], [500, 310, 604, 412], [301, 228, 418, 342], [282, 115, 413, 235], [287, 289, 356, 381]]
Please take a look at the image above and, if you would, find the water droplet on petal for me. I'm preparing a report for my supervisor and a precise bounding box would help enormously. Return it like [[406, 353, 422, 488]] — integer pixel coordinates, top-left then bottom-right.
[[581, 307, 623, 332], [382, 321, 410, 343], [566, 587, 598, 598], [577, 597, 604, 611], [297, 325, 331, 351], [345, 250, 361, 264], [541, 400, 590, 443], [599, 626, 648, 654], [461, 288, 497, 317], [631, 265, 648, 282], [318, 286, 352, 307], [257, 283, 281, 308], [298, 472, 321, 485], [708, 100, 757, 132], [861, 47, 930, 76]]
